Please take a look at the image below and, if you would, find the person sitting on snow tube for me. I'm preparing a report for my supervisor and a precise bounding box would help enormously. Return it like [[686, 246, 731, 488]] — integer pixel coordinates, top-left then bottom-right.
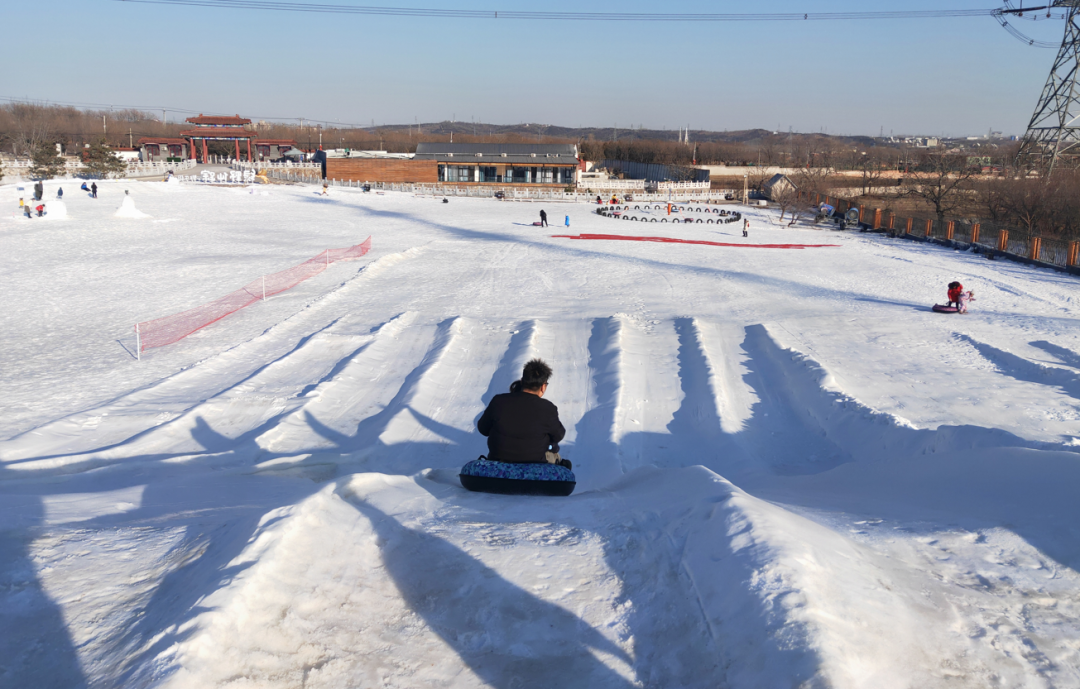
[[462, 359, 576, 496], [947, 281, 963, 309], [478, 358, 570, 470]]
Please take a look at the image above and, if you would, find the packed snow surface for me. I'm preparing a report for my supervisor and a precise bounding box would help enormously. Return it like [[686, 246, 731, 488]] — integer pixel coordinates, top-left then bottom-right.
[[3, 179, 1080, 688]]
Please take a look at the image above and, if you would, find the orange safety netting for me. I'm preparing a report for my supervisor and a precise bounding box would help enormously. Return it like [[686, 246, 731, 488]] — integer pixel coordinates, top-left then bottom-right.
[[137, 237, 371, 352]]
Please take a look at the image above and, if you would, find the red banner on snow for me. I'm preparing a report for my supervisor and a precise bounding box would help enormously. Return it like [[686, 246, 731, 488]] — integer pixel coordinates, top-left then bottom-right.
[[552, 234, 840, 249], [137, 237, 371, 352]]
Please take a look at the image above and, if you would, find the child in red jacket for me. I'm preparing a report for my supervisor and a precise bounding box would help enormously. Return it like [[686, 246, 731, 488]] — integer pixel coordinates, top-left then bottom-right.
[[947, 281, 963, 308]]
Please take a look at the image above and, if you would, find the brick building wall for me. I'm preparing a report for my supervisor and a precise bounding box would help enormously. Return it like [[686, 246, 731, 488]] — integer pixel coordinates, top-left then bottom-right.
[[325, 159, 438, 183]]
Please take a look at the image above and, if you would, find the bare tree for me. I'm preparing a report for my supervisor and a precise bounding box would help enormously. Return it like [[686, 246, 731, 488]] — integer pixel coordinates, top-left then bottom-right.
[[792, 165, 835, 201], [773, 182, 798, 222], [856, 151, 887, 195], [901, 154, 978, 226]]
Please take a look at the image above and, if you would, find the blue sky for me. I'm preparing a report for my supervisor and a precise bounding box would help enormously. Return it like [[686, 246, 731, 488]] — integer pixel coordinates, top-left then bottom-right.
[[2, 0, 1067, 136]]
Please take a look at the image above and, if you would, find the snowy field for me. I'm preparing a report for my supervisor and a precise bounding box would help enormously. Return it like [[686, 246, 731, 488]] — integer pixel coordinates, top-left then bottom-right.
[[2, 178, 1080, 688]]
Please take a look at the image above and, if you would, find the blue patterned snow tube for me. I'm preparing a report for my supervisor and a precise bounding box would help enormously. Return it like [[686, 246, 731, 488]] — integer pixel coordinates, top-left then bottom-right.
[[460, 458, 576, 496]]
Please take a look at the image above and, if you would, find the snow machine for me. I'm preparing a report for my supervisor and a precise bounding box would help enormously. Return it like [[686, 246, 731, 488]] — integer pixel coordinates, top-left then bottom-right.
[[932, 304, 961, 314], [459, 457, 576, 496]]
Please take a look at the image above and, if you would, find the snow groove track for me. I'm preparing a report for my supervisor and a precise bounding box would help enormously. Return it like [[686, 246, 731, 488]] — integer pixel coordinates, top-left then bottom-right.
[[0, 246, 427, 462], [7, 314, 1080, 688]]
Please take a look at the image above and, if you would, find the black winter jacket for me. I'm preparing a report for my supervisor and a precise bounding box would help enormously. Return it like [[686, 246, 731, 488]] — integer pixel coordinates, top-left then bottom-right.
[[477, 390, 565, 463]]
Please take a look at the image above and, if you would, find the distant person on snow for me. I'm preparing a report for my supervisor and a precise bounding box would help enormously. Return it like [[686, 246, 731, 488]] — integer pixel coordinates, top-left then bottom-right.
[[596, 195, 602, 205], [34, 181, 43, 201], [743, 218, 749, 238], [56, 187, 63, 199], [539, 209, 548, 227], [478, 358, 570, 470], [947, 281, 963, 309], [35, 204, 45, 217], [91, 182, 98, 198], [320, 182, 329, 196], [81, 182, 90, 193]]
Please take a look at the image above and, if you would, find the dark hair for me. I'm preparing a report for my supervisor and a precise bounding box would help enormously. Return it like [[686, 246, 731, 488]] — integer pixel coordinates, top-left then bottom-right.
[[948, 281, 961, 289], [511, 358, 552, 392]]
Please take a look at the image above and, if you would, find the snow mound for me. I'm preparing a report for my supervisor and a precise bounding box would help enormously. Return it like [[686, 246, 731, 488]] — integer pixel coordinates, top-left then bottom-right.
[[114, 195, 151, 219]]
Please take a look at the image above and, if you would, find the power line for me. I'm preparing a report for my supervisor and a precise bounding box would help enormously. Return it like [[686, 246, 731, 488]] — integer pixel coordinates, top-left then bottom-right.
[[112, 1, 999, 22], [107, 0, 1068, 47]]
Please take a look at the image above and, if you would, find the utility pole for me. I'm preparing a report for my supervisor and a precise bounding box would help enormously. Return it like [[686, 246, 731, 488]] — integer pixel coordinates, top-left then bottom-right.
[[1015, 1, 1080, 172], [129, 128, 133, 148], [103, 115, 107, 135], [743, 173, 749, 205]]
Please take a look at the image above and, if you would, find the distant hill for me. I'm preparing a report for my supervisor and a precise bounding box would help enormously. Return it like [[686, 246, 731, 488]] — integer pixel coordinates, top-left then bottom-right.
[[367, 121, 878, 147]]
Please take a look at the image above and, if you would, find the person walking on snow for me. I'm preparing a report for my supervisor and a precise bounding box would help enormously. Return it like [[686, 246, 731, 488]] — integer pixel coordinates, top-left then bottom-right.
[[91, 182, 98, 198], [539, 209, 548, 227], [34, 181, 43, 201], [57, 187, 63, 199], [743, 217, 749, 238], [478, 359, 571, 470]]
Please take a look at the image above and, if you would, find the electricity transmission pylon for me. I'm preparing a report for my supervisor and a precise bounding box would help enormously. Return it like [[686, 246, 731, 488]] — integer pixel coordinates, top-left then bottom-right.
[[1015, 1, 1080, 172]]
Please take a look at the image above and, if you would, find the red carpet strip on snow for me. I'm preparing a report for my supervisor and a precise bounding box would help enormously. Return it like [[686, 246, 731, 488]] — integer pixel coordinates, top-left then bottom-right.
[[552, 234, 840, 249]]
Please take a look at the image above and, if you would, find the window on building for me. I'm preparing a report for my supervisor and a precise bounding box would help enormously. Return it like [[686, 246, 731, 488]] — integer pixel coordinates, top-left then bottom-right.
[[257, 145, 271, 157], [146, 144, 160, 157], [168, 145, 183, 157], [479, 166, 497, 182]]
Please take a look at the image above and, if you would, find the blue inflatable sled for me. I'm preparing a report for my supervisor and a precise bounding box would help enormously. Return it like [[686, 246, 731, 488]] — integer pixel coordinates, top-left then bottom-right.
[[459, 457, 576, 496]]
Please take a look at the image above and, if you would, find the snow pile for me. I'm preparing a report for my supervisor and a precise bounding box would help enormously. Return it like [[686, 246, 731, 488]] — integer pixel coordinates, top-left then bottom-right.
[[114, 195, 151, 219], [2, 180, 1080, 688]]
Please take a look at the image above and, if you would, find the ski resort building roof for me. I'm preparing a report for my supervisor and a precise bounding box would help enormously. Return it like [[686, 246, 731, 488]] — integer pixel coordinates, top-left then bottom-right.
[[185, 114, 253, 127]]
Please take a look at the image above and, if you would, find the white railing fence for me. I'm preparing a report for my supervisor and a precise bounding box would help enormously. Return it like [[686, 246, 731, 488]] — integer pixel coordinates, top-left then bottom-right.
[[1, 158, 195, 178], [577, 179, 647, 191], [231, 160, 321, 171], [258, 171, 737, 202]]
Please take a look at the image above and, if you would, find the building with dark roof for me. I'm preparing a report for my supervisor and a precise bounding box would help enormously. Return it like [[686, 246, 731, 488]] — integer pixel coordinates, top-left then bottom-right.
[[413, 143, 579, 185], [137, 137, 190, 162]]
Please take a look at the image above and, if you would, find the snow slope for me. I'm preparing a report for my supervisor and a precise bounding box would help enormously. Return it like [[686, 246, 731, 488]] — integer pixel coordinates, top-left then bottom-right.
[[2, 179, 1080, 688]]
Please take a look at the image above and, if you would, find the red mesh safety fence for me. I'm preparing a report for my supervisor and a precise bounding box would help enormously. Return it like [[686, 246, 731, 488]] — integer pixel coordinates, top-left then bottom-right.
[[137, 237, 371, 352]]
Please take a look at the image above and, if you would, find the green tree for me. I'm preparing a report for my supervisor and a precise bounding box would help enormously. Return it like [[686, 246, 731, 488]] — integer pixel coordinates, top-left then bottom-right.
[[82, 139, 127, 179], [29, 143, 65, 179]]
